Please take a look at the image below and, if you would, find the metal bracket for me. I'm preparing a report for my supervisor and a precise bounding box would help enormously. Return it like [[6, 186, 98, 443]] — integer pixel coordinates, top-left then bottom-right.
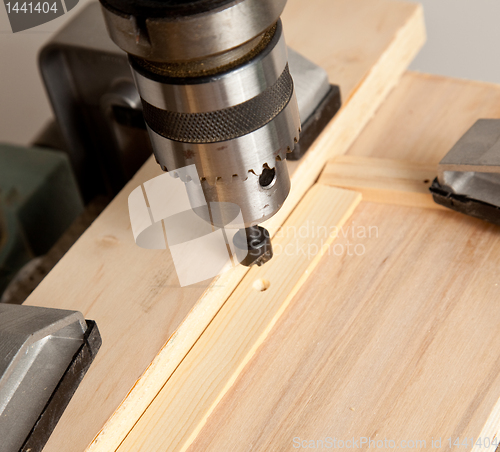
[[430, 119, 500, 225], [0, 304, 101, 452]]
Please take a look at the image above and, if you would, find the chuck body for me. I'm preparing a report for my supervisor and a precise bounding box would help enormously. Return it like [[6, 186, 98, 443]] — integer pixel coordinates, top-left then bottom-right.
[[100, 0, 300, 229]]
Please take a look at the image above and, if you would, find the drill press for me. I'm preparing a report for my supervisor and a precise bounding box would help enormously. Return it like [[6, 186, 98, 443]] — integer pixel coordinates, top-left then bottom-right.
[[99, 0, 301, 266]]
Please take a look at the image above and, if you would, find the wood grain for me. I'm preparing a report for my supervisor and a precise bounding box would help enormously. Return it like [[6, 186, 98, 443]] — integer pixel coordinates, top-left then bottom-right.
[[190, 202, 500, 452], [347, 71, 500, 164], [116, 185, 362, 452], [319, 155, 444, 209], [265, 0, 425, 235], [188, 72, 500, 452], [23, 2, 425, 452]]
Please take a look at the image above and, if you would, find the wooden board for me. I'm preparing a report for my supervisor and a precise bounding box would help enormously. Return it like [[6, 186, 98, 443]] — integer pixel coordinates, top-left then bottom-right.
[[117, 185, 361, 452], [347, 71, 500, 164], [187, 72, 500, 451], [189, 202, 500, 452], [319, 155, 443, 209], [23, 3, 425, 452]]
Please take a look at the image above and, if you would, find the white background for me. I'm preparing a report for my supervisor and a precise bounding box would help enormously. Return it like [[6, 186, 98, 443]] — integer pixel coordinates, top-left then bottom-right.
[[1, 0, 500, 146]]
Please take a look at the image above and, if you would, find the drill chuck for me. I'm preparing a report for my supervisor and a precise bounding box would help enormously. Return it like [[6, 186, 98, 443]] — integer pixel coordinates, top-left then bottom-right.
[[100, 0, 300, 240]]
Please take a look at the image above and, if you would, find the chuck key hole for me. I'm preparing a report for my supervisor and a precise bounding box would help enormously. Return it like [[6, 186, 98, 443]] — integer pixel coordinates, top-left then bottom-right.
[[259, 167, 276, 189]]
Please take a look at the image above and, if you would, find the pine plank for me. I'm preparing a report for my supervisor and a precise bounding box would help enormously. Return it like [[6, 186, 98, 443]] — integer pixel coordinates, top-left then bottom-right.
[[347, 71, 500, 163], [23, 2, 425, 452], [190, 202, 500, 452], [319, 155, 444, 209], [116, 185, 362, 452], [265, 0, 426, 233], [189, 73, 500, 451]]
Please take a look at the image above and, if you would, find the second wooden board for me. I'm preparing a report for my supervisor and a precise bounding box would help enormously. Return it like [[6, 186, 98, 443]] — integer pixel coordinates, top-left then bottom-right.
[[347, 71, 500, 164], [319, 155, 441, 209], [186, 73, 500, 451], [190, 202, 500, 451]]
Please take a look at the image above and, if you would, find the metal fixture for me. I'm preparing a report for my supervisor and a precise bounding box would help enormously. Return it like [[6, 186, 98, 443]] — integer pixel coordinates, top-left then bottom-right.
[[430, 119, 500, 225], [233, 226, 273, 267], [0, 304, 101, 452]]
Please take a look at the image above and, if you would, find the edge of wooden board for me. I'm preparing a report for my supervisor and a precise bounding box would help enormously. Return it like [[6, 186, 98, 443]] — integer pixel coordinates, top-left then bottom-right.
[[319, 155, 447, 210], [472, 397, 500, 452], [85, 4, 426, 452]]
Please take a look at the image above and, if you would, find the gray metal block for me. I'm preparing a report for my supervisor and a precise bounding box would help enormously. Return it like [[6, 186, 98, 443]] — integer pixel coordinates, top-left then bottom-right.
[[0, 304, 87, 452]]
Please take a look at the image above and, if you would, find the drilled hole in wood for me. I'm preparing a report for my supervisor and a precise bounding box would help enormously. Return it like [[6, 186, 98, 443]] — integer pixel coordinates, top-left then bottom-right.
[[253, 279, 270, 292], [424, 179, 430, 184]]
